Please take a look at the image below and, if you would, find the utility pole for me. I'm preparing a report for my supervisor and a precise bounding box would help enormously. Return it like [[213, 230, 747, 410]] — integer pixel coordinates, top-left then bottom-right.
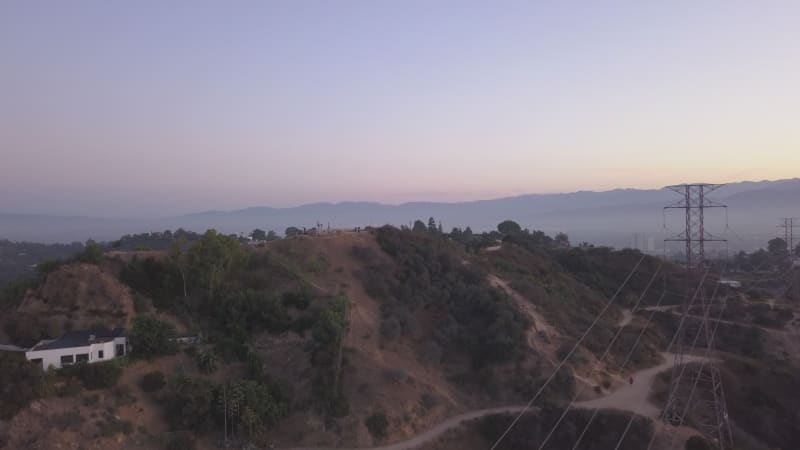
[[663, 183, 733, 449], [778, 218, 798, 256]]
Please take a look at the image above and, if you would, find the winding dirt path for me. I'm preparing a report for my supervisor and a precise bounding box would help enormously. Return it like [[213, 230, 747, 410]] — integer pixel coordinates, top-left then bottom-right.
[[575, 353, 707, 419], [285, 353, 704, 450]]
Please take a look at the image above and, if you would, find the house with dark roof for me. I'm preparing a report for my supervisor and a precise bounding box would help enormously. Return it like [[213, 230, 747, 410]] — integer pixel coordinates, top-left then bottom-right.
[[25, 328, 127, 370]]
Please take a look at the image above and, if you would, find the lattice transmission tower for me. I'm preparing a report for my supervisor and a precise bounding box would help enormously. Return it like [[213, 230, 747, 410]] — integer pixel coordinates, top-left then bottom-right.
[[663, 183, 733, 449], [778, 217, 798, 257]]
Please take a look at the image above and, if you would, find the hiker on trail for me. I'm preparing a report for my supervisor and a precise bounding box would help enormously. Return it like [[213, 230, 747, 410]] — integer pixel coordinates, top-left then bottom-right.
[[629, 376, 634, 385]]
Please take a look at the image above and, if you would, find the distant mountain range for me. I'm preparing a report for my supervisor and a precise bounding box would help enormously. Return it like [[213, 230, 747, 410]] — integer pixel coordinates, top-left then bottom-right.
[[2, 178, 799, 252]]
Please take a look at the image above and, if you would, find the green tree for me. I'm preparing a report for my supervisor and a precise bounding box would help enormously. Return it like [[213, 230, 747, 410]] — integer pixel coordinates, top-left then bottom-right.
[[463, 226, 473, 240], [197, 349, 217, 373], [139, 371, 166, 392], [129, 316, 176, 359], [364, 411, 389, 440], [162, 375, 215, 431], [186, 229, 244, 297], [768, 237, 787, 255], [412, 220, 427, 233], [555, 232, 570, 247], [75, 240, 103, 264], [685, 435, 711, 450], [266, 230, 279, 241], [168, 235, 188, 298], [0, 353, 48, 419], [497, 220, 522, 235], [250, 229, 267, 241], [217, 380, 288, 436], [285, 226, 302, 237], [427, 217, 437, 233]]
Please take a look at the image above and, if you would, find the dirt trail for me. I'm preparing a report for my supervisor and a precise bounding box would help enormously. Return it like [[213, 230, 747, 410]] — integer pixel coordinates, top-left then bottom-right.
[[285, 353, 703, 450], [618, 309, 634, 327], [487, 274, 558, 340], [575, 353, 707, 418]]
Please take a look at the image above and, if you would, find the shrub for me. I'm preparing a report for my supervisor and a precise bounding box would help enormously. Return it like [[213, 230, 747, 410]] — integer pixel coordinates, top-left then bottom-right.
[[420, 393, 440, 410], [364, 411, 389, 440], [128, 315, 177, 359], [60, 360, 122, 390], [0, 353, 48, 419], [51, 410, 84, 431], [685, 435, 711, 450], [75, 242, 104, 265], [165, 433, 196, 450], [97, 414, 134, 437], [139, 371, 166, 393], [196, 349, 217, 373]]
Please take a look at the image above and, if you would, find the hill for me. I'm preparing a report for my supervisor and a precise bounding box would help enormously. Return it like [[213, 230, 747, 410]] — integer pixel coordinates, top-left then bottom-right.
[[0, 224, 797, 450]]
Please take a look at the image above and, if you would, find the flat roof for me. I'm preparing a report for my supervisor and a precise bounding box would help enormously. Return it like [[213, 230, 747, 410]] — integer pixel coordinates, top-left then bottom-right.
[[29, 328, 125, 352]]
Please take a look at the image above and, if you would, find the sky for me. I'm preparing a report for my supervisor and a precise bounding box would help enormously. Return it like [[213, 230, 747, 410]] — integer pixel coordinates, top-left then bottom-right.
[[1, 1, 799, 217]]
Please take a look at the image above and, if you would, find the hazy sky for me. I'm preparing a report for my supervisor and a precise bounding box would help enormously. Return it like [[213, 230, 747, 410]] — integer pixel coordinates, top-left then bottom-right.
[[1, 1, 799, 217]]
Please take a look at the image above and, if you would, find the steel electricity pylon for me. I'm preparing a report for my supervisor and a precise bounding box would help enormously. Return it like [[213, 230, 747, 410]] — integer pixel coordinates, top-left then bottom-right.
[[778, 218, 798, 256], [663, 183, 733, 449]]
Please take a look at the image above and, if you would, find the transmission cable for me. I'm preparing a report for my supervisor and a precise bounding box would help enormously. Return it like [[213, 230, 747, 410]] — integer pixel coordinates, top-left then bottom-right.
[[536, 263, 663, 449], [662, 286, 730, 450], [569, 286, 674, 449], [604, 265, 714, 449], [640, 267, 727, 450], [488, 253, 647, 450]]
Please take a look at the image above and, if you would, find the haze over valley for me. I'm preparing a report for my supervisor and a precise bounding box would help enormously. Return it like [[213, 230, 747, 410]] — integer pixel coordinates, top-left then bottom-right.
[[1, 2, 799, 450]]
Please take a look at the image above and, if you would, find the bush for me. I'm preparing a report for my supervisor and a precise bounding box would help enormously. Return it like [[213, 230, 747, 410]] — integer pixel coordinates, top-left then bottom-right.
[[369, 226, 529, 368], [196, 349, 217, 373], [97, 413, 134, 437], [685, 435, 711, 450], [364, 411, 389, 440], [60, 360, 122, 390], [420, 393, 440, 410], [129, 315, 177, 359], [0, 353, 48, 419], [139, 371, 166, 393], [75, 242, 104, 264], [165, 433, 196, 450]]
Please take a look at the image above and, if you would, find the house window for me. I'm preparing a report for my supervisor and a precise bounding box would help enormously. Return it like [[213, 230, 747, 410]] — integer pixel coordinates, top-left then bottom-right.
[[98, 350, 104, 359], [30, 358, 43, 368], [116, 344, 125, 357], [60, 355, 74, 365], [76, 353, 89, 363]]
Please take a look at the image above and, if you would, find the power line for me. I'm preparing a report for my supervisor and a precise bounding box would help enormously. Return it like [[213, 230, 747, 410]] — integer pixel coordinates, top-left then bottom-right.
[[536, 264, 663, 450], [611, 265, 714, 449], [663, 285, 731, 450], [653, 269, 730, 450], [571, 286, 670, 450], [488, 253, 647, 450]]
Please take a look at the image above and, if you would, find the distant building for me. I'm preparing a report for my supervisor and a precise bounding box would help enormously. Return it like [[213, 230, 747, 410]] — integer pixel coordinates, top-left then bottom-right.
[[25, 328, 127, 370]]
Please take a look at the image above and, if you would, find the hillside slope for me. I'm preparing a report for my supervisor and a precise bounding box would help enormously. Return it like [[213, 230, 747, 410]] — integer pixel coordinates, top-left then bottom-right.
[[5, 226, 795, 450]]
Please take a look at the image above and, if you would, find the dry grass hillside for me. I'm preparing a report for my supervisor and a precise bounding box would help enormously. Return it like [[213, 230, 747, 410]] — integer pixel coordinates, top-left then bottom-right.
[[257, 233, 489, 447], [1, 227, 738, 450], [4, 263, 135, 346]]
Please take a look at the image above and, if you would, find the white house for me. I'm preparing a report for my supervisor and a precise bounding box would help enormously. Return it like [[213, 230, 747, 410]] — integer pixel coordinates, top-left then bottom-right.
[[25, 328, 127, 370]]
